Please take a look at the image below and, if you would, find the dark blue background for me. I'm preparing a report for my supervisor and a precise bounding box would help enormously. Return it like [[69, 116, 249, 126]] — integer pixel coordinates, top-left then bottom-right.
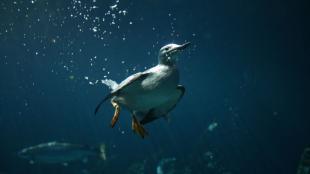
[[0, 0, 309, 173]]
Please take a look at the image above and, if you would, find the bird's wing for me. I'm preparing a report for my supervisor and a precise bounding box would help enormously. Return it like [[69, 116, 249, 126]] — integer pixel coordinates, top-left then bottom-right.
[[94, 93, 113, 115], [140, 85, 185, 125], [111, 72, 151, 94], [94, 72, 151, 115]]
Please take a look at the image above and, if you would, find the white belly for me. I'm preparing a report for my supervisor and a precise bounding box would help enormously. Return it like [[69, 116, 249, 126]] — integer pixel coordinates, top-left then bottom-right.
[[115, 66, 179, 112], [121, 88, 176, 112]]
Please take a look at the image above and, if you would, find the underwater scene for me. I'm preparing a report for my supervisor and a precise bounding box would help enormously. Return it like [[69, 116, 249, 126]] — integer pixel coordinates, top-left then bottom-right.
[[0, 0, 309, 173]]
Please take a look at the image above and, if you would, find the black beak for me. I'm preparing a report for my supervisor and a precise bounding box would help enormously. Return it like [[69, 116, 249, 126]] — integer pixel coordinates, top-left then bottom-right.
[[167, 42, 191, 54], [177, 42, 191, 50]]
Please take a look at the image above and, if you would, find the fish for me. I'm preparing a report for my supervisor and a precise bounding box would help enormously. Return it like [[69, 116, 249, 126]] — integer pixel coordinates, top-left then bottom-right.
[[18, 141, 106, 164]]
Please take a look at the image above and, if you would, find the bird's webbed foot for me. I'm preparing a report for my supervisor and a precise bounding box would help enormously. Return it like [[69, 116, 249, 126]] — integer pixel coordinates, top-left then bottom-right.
[[132, 115, 148, 139], [110, 100, 121, 128]]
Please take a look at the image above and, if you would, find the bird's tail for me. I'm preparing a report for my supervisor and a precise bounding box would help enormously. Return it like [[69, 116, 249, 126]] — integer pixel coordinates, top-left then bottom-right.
[[94, 78, 118, 115], [101, 79, 118, 91]]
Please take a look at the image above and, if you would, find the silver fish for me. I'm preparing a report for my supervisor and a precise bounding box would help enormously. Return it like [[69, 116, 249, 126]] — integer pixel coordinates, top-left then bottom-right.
[[18, 141, 106, 164]]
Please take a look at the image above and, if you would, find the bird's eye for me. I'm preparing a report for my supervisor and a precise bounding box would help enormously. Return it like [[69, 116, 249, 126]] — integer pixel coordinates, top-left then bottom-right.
[[164, 47, 169, 51]]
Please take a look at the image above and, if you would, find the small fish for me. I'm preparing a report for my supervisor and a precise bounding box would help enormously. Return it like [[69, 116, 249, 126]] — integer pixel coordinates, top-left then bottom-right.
[[18, 141, 106, 164]]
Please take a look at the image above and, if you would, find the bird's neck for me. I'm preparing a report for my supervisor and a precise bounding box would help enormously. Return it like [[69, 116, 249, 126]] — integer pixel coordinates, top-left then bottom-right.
[[157, 64, 179, 79], [158, 62, 177, 68]]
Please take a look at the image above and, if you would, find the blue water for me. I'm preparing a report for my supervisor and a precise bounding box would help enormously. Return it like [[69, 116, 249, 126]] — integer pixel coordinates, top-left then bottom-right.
[[0, 0, 309, 173]]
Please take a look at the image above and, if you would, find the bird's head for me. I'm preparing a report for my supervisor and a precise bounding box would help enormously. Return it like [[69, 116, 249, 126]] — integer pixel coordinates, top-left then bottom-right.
[[158, 42, 190, 66]]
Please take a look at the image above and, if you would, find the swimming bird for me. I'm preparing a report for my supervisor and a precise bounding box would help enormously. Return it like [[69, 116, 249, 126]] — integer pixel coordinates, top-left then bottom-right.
[[95, 42, 190, 138]]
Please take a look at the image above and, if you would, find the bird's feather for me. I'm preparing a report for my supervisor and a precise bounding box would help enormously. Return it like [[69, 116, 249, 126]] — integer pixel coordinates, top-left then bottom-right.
[[140, 85, 185, 125], [94, 93, 113, 115], [94, 72, 151, 115], [111, 72, 151, 94]]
